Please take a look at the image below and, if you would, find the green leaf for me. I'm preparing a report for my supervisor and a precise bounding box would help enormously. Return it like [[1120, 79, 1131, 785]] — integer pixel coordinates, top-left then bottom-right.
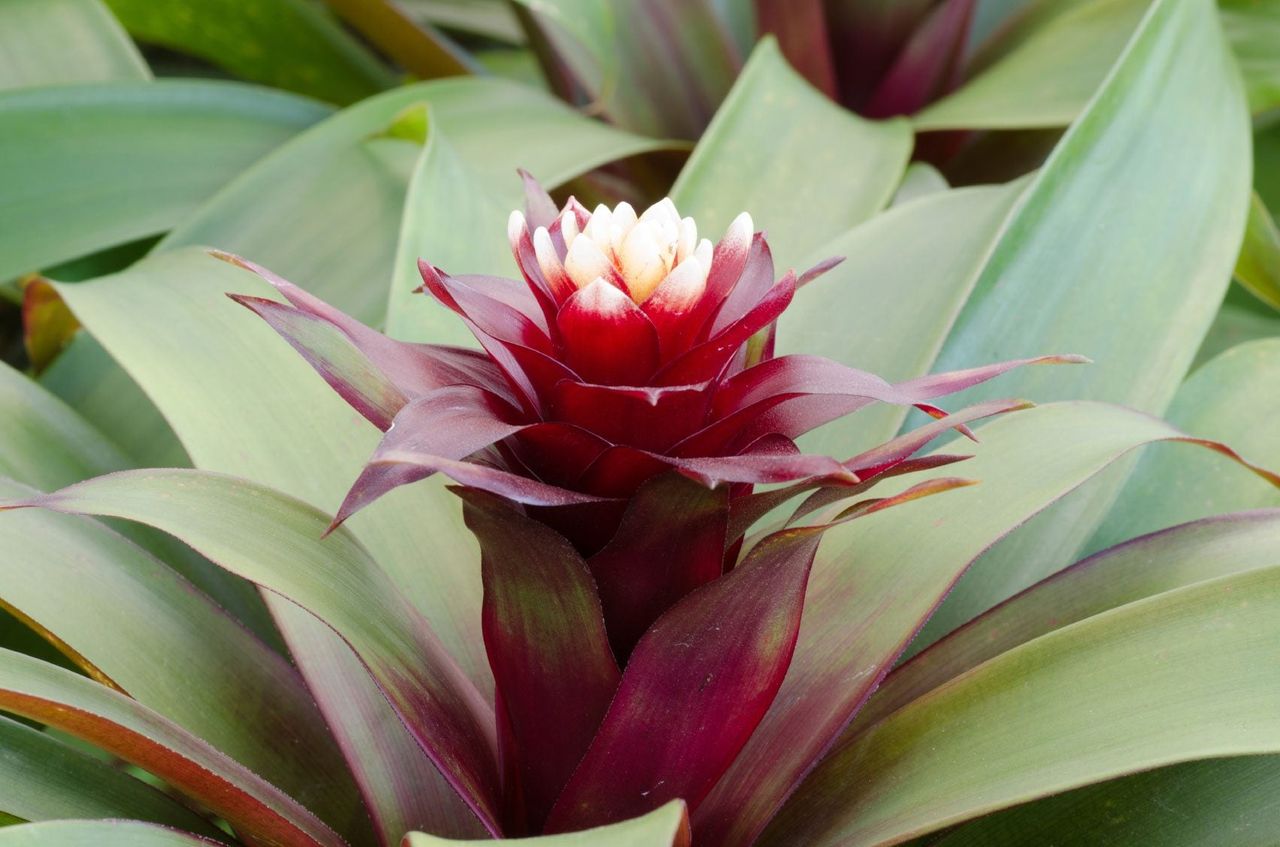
[[0, 648, 344, 847], [402, 0, 525, 43], [697, 401, 1278, 847], [1221, 0, 1280, 114], [916, 0, 1251, 640], [784, 180, 1027, 455], [672, 38, 912, 274], [854, 510, 1280, 737], [935, 755, 1280, 846], [404, 800, 690, 846], [1089, 338, 1280, 551], [889, 162, 949, 207], [915, 0, 1148, 130], [1235, 192, 1280, 312], [0, 477, 368, 843], [0, 0, 148, 90], [102, 0, 396, 105], [0, 81, 331, 284], [0, 820, 229, 845], [768, 565, 1280, 845], [0, 715, 224, 836], [54, 249, 490, 837], [158, 78, 670, 325]]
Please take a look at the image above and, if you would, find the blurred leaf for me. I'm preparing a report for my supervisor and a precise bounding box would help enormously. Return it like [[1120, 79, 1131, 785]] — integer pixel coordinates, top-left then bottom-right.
[[0, 821, 223, 846], [159, 78, 671, 325], [890, 162, 950, 206], [1089, 338, 1280, 551], [0, 81, 331, 284], [19, 279, 78, 374], [0, 715, 223, 836], [103, 0, 395, 104], [697, 402, 1275, 847], [11, 468, 505, 834], [936, 755, 1280, 846], [1194, 301, 1280, 367], [916, 0, 1251, 641], [915, 0, 1148, 130], [511, 0, 740, 138], [0, 648, 344, 847], [0, 478, 367, 842], [1220, 0, 1280, 114], [404, 800, 690, 845], [768, 565, 1280, 845], [401, 0, 525, 43], [0, 0, 148, 90], [54, 249, 492, 836], [672, 38, 912, 273], [322, 0, 476, 79], [754, 0, 836, 97], [1235, 191, 1280, 311]]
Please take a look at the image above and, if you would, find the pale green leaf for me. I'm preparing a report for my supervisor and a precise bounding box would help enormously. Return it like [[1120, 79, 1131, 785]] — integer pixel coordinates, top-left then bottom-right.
[[1220, 0, 1280, 115], [1234, 192, 1280, 312], [0, 820, 226, 845], [0, 0, 148, 90], [672, 38, 912, 274], [404, 800, 688, 846]]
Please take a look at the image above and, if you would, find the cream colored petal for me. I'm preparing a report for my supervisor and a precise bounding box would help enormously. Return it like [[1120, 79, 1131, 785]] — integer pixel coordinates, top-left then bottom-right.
[[675, 217, 698, 262], [564, 233, 615, 290], [619, 221, 670, 302], [582, 203, 613, 243], [559, 208, 580, 248], [533, 227, 566, 283], [507, 210, 527, 250], [646, 253, 708, 309]]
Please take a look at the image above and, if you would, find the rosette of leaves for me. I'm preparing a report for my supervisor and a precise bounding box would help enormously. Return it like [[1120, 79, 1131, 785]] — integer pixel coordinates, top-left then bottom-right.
[[3, 0, 1280, 845]]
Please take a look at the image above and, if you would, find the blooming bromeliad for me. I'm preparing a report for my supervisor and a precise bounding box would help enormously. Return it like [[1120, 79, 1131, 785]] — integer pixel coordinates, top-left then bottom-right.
[[218, 178, 1079, 839]]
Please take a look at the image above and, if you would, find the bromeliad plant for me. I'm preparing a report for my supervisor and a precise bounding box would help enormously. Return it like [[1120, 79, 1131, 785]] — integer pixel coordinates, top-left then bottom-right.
[[2, 177, 1280, 847]]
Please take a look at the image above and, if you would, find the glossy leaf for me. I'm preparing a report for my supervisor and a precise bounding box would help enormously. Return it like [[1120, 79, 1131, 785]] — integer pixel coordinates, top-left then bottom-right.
[[0, 478, 366, 841], [695, 401, 1280, 847], [0, 715, 223, 836], [405, 801, 690, 846], [1089, 338, 1280, 551], [671, 38, 912, 274], [0, 0, 147, 90], [917, 0, 1251, 639], [915, 0, 1147, 129], [1235, 191, 1280, 312], [3, 468, 504, 833], [0, 648, 344, 847], [159, 78, 670, 325], [0, 820, 227, 845], [103, 0, 396, 104], [0, 81, 331, 283], [768, 565, 1280, 845]]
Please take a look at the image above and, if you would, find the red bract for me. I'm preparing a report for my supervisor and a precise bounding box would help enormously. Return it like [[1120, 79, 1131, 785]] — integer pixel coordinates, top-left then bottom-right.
[[221, 176, 1081, 838]]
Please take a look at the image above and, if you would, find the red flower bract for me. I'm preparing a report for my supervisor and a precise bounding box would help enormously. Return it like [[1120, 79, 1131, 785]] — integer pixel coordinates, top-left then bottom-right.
[[221, 175, 1081, 837]]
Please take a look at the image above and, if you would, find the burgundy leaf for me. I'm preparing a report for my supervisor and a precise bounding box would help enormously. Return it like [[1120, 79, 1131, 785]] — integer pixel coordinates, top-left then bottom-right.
[[827, 0, 936, 110], [419, 261, 555, 354], [544, 527, 824, 833], [755, 0, 838, 96], [587, 473, 730, 660], [462, 491, 620, 834], [550, 381, 715, 452], [519, 168, 561, 230], [862, 0, 977, 118]]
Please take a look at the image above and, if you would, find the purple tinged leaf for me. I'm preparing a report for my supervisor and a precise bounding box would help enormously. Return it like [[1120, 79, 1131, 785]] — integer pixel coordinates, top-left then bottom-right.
[[587, 473, 730, 660], [461, 491, 621, 834], [754, 0, 838, 97], [544, 527, 824, 833], [519, 169, 561, 231], [862, 0, 977, 118]]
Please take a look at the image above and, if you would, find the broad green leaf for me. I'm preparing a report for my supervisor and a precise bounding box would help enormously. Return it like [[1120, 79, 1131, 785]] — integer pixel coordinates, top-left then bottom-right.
[[783, 181, 1027, 455], [1194, 301, 1280, 367], [403, 0, 525, 42], [54, 249, 491, 836], [889, 162, 949, 206], [1235, 192, 1280, 312], [936, 755, 1280, 846], [7, 469, 503, 833], [672, 38, 912, 274], [855, 510, 1280, 736], [917, 0, 1251, 639], [769, 565, 1280, 845], [38, 333, 187, 469], [0, 0, 148, 90], [159, 78, 670, 325], [697, 402, 1277, 847], [1221, 0, 1280, 114], [0, 81, 331, 284], [0, 820, 228, 845], [915, 0, 1148, 130], [1089, 339, 1280, 551], [0, 648, 344, 847], [0, 715, 223, 836], [103, 0, 395, 104], [404, 800, 690, 846], [0, 478, 367, 842]]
